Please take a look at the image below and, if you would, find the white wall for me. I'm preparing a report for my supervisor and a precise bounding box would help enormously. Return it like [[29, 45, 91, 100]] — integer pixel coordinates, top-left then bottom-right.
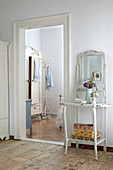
[[25, 28, 42, 51], [41, 25, 64, 114], [0, 0, 113, 146], [25, 26, 64, 114]]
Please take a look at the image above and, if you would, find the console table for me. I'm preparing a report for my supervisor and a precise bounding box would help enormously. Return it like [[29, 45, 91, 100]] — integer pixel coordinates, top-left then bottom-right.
[[61, 102, 111, 160]]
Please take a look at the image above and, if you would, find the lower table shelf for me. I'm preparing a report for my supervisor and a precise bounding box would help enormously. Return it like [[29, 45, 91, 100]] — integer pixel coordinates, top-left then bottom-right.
[[67, 137, 105, 145], [61, 102, 111, 160]]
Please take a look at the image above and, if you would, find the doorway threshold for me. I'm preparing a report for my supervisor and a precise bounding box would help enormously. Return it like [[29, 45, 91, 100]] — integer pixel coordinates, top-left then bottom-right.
[[21, 138, 64, 146]]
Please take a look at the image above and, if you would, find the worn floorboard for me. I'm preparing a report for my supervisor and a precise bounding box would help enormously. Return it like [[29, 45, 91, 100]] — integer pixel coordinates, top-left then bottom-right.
[[0, 140, 113, 170]]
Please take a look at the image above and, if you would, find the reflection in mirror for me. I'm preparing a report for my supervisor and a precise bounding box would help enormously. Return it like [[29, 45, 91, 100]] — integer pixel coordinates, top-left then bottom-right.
[[76, 50, 106, 103], [77, 50, 105, 90], [82, 55, 103, 82]]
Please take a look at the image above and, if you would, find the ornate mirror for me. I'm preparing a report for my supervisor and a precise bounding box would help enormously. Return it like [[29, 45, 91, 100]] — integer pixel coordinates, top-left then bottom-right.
[[76, 50, 106, 103]]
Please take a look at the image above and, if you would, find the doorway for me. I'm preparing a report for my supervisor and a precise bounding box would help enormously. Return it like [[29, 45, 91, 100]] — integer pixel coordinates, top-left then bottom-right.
[[13, 13, 71, 145], [25, 25, 64, 142]]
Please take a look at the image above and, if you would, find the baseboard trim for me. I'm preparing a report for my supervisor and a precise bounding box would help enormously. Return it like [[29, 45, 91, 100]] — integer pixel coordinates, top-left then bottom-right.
[[71, 143, 113, 152]]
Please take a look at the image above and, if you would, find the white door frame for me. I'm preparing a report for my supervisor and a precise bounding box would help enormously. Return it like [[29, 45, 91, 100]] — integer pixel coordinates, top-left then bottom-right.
[[13, 13, 71, 143]]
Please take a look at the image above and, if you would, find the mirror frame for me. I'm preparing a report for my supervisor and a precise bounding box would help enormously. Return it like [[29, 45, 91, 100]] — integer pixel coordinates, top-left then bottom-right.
[[77, 50, 106, 92]]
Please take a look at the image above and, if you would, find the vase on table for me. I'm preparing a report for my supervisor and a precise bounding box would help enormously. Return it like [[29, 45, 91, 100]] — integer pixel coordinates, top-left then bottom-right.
[[86, 88, 92, 104]]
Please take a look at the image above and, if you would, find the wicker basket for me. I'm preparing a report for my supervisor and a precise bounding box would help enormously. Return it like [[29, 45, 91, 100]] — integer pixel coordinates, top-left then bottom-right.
[[71, 134, 100, 141], [73, 123, 98, 138], [74, 129, 97, 138]]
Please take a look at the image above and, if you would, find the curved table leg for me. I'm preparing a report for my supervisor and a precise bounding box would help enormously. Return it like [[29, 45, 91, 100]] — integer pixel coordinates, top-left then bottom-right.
[[93, 106, 98, 160], [64, 106, 68, 154], [104, 108, 107, 152], [76, 107, 79, 149]]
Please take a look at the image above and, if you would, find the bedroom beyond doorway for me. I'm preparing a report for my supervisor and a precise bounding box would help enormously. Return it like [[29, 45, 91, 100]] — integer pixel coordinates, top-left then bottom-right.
[[25, 25, 64, 143]]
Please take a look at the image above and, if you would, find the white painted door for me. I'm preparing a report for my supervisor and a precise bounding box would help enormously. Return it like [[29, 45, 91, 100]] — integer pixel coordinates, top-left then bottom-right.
[[0, 41, 9, 139]]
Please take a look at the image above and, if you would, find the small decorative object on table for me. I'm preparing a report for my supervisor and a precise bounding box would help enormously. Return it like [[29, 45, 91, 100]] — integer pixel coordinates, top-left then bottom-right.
[[83, 78, 96, 103], [90, 91, 99, 104]]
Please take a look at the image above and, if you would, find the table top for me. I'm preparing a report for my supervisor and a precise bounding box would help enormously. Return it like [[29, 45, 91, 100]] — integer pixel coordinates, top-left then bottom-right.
[[60, 102, 111, 108]]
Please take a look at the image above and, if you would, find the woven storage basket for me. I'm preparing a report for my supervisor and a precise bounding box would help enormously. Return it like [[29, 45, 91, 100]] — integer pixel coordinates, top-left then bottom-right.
[[73, 123, 98, 138], [74, 129, 97, 138]]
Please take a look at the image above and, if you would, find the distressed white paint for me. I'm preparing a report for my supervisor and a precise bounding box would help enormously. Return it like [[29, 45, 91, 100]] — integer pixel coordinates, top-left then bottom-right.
[[25, 28, 42, 51], [0, 0, 113, 146]]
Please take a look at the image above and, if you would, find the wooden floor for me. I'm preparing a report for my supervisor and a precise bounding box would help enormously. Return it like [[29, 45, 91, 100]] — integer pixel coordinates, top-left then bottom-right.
[[26, 114, 64, 142], [1, 140, 113, 170]]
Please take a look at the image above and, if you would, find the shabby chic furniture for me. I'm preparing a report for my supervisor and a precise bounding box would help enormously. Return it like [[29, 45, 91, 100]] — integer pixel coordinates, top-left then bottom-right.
[[76, 50, 106, 103], [61, 102, 111, 160], [25, 46, 43, 116], [0, 41, 9, 140], [62, 50, 111, 160]]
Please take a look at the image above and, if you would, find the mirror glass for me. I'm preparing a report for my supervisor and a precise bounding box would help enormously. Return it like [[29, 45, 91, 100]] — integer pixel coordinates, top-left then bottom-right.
[[81, 55, 103, 82], [76, 51, 106, 103]]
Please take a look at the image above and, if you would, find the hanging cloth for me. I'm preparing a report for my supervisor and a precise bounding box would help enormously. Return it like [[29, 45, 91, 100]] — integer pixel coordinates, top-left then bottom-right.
[[34, 59, 41, 81], [45, 65, 54, 90]]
